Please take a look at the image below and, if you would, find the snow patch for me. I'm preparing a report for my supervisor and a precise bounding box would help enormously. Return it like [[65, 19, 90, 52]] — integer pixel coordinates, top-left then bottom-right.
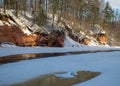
[[22, 28, 32, 35], [0, 20, 4, 26], [54, 72, 77, 79], [91, 24, 105, 35], [31, 24, 41, 33], [64, 36, 82, 47]]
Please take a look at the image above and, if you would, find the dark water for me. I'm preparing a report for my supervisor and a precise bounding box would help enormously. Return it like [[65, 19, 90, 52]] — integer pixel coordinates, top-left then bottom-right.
[[12, 71, 101, 86], [0, 50, 120, 64]]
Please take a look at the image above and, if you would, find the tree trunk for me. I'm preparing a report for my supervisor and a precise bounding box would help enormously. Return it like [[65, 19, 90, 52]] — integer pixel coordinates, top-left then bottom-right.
[[15, 1, 18, 17], [4, 0, 6, 14]]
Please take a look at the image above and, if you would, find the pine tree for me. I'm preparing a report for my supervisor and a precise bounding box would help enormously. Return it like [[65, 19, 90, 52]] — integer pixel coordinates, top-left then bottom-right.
[[103, 2, 114, 24]]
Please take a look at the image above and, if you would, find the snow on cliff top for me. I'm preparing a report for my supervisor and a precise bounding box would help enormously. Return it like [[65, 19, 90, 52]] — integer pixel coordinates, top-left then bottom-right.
[[0, 10, 40, 35]]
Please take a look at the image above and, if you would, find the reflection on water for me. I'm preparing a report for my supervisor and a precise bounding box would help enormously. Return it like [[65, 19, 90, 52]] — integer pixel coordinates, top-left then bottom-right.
[[0, 49, 120, 64], [12, 71, 100, 86], [0, 53, 66, 64]]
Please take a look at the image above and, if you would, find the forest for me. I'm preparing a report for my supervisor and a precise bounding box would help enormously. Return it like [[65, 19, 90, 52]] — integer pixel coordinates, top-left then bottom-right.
[[0, 1, 120, 86], [0, 0, 120, 46]]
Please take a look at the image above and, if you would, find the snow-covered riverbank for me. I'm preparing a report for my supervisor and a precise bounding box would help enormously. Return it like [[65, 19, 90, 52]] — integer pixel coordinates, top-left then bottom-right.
[[0, 46, 120, 86]]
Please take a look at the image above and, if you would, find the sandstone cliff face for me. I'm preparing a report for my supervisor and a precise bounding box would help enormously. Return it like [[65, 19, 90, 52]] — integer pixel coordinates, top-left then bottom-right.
[[0, 25, 65, 47], [36, 31, 65, 47], [16, 35, 38, 46], [98, 35, 107, 45], [93, 34, 107, 45], [0, 25, 23, 44]]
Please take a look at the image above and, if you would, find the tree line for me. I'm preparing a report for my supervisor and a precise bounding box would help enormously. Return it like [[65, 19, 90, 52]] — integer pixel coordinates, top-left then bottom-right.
[[1, 0, 120, 26]]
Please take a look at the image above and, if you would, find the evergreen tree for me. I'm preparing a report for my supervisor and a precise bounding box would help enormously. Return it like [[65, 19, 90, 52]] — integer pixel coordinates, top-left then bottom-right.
[[103, 2, 114, 24]]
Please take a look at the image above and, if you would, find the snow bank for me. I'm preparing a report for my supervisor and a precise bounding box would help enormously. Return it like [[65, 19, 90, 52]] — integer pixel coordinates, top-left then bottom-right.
[[64, 36, 82, 47], [0, 46, 119, 57]]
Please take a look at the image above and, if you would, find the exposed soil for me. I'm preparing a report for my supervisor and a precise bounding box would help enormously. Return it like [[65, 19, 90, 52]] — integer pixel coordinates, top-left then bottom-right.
[[12, 71, 100, 86]]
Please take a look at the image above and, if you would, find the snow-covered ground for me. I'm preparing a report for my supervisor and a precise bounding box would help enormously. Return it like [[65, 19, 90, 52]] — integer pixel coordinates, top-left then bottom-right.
[[0, 46, 120, 86], [0, 46, 119, 57], [0, 9, 120, 86], [64, 36, 82, 47]]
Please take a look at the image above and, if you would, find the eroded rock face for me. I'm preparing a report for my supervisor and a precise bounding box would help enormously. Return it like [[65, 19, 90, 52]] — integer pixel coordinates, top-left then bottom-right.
[[36, 31, 65, 47], [16, 35, 38, 46], [0, 25, 38, 46], [80, 38, 90, 45], [0, 25, 23, 44], [0, 14, 9, 22], [93, 34, 107, 45], [97, 34, 107, 45], [0, 25, 65, 47]]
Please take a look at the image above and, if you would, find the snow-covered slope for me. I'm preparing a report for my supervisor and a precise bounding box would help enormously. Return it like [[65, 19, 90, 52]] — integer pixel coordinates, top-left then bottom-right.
[[0, 10, 43, 35], [64, 36, 82, 47], [0, 10, 114, 47]]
